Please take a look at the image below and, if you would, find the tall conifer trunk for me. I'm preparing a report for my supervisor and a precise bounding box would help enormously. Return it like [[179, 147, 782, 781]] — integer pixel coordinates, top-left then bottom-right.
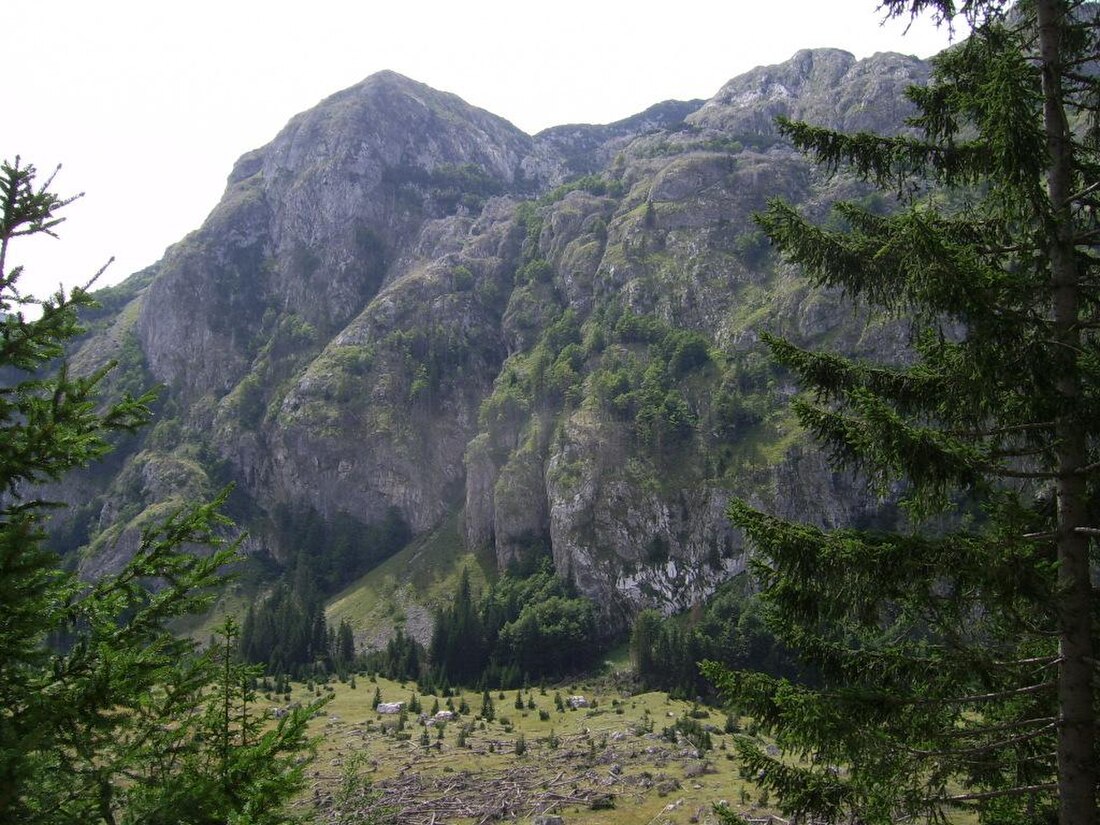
[[1036, 2, 1097, 821]]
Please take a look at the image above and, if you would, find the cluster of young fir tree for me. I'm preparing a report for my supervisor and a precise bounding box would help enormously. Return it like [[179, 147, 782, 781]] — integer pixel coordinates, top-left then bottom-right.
[[269, 505, 410, 595], [239, 558, 358, 677], [0, 159, 318, 824], [240, 584, 356, 678], [629, 577, 806, 700], [238, 505, 409, 676], [361, 628, 423, 684], [704, 2, 1100, 824], [427, 563, 601, 691]]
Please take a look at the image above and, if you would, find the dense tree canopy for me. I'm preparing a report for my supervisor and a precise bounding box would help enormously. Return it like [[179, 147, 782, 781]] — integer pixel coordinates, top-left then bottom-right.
[[428, 562, 602, 689], [705, 2, 1099, 824], [629, 577, 806, 700]]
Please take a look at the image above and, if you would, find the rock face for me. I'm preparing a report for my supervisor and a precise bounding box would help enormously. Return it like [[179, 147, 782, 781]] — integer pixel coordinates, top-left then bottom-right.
[[64, 51, 931, 631], [136, 72, 537, 401], [690, 49, 928, 135]]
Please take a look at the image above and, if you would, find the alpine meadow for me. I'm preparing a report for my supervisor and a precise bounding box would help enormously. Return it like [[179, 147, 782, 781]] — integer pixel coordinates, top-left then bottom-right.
[[2, 1, 1098, 824]]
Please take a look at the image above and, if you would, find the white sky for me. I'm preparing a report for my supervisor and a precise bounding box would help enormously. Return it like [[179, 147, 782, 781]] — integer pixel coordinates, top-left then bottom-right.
[[4, 0, 964, 301]]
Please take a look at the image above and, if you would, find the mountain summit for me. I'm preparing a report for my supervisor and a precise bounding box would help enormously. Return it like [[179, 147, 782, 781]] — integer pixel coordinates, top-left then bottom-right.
[[61, 50, 928, 636]]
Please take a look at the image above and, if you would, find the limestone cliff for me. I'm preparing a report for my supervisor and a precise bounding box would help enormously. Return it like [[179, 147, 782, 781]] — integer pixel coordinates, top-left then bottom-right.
[[62, 50, 931, 634]]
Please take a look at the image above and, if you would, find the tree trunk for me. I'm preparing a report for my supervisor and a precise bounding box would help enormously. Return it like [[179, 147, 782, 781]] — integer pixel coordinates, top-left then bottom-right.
[[1036, 2, 1097, 823]]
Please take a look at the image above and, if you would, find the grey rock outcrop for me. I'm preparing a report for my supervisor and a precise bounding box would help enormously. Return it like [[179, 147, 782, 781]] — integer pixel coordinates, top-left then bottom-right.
[[65, 50, 926, 631], [689, 48, 929, 135]]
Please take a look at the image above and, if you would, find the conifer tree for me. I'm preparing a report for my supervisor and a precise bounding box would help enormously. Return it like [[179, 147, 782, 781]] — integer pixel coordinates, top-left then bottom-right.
[[0, 158, 319, 823], [704, 3, 1099, 823], [480, 689, 495, 722], [428, 566, 486, 685], [336, 618, 356, 671]]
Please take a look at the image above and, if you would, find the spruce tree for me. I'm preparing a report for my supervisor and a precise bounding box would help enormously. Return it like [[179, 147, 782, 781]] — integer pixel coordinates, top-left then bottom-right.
[[428, 566, 486, 686], [480, 689, 495, 722], [0, 158, 319, 823], [336, 618, 356, 671], [703, 3, 1099, 823]]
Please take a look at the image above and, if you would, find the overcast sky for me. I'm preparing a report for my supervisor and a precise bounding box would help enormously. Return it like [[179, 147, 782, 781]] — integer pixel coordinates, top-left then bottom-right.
[[4, 0, 965, 301]]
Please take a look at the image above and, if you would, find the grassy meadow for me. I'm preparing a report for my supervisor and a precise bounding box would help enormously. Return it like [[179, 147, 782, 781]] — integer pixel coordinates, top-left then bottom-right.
[[276, 672, 772, 825]]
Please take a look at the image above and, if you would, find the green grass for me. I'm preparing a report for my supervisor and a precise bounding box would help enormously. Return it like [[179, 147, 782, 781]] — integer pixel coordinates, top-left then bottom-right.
[[174, 581, 255, 641], [602, 642, 632, 671], [177, 507, 495, 650], [325, 508, 495, 641], [279, 673, 767, 825], [277, 672, 980, 824]]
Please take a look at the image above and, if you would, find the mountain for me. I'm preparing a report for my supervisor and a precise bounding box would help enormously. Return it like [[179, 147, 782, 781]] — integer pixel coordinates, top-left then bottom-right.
[[55, 48, 931, 640]]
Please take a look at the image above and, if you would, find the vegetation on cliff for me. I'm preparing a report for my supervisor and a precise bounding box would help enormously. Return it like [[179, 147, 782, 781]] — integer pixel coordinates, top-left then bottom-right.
[[44, 48, 929, 635]]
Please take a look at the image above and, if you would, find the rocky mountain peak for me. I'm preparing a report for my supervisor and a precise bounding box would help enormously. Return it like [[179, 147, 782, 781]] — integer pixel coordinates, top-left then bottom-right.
[[70, 47, 931, 633], [689, 47, 929, 134], [136, 69, 543, 401], [531, 98, 705, 179]]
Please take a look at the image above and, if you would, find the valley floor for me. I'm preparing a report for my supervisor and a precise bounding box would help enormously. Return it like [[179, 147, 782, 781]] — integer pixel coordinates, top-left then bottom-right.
[[289, 674, 768, 825], [288, 673, 980, 825]]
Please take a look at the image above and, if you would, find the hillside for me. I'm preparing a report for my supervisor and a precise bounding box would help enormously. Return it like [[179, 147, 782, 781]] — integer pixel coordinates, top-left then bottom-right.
[[52, 48, 931, 641]]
